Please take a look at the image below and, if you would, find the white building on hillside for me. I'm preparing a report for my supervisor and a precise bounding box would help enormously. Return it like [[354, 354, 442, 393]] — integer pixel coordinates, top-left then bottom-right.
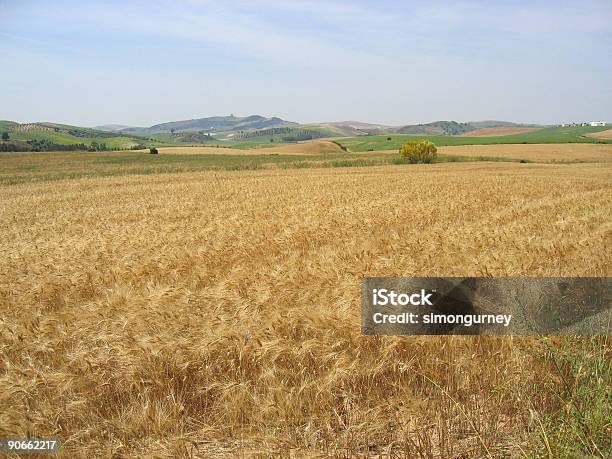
[[590, 121, 606, 127]]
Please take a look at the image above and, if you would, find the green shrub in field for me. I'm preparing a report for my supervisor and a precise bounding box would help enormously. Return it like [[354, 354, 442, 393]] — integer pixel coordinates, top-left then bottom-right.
[[87, 141, 108, 152], [399, 140, 437, 163], [149, 147, 158, 155]]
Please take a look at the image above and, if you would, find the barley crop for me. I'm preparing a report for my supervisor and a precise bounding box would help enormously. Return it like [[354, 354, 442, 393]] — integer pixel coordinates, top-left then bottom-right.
[[0, 161, 610, 457]]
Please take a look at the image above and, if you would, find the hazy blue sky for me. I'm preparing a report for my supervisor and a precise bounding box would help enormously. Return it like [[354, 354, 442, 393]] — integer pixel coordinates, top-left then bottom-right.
[[1, 0, 611, 126]]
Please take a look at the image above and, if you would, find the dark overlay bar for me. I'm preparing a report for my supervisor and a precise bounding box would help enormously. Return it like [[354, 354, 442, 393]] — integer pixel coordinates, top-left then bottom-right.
[[361, 277, 611, 335]]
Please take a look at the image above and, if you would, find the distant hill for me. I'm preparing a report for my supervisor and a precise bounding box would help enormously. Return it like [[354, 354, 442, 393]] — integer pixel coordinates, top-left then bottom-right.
[[394, 120, 542, 136], [94, 124, 133, 131], [0, 120, 19, 131], [1, 116, 565, 152], [0, 118, 332, 151], [0, 121, 167, 151], [306, 120, 542, 137], [468, 120, 541, 129], [307, 122, 393, 136], [107, 115, 298, 135], [336, 124, 611, 152], [89, 116, 546, 138], [395, 121, 474, 135]]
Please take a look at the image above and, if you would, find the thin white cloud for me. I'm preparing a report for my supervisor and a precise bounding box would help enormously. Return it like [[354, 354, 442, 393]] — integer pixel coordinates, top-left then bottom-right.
[[0, 0, 610, 125]]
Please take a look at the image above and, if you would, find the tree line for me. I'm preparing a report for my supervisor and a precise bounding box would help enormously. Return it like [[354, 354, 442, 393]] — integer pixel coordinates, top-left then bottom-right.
[[0, 138, 111, 152]]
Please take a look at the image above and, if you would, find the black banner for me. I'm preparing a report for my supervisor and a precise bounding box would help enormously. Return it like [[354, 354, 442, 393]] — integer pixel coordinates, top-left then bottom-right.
[[361, 277, 611, 335]]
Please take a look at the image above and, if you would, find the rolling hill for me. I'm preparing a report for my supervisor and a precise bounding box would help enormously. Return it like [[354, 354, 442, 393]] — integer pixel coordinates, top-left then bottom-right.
[[467, 120, 540, 129], [0, 119, 335, 151], [396, 120, 475, 135], [101, 115, 297, 135], [307, 120, 541, 137], [0, 121, 168, 151], [335, 125, 612, 152], [96, 117, 543, 138], [1, 117, 608, 152], [307, 121, 395, 136]]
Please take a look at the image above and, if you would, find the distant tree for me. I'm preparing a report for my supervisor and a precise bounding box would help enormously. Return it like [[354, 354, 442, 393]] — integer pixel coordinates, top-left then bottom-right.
[[387, 137, 392, 141], [1, 132, 9, 141], [399, 140, 437, 164], [149, 147, 158, 154], [86, 141, 108, 152], [270, 138, 274, 142]]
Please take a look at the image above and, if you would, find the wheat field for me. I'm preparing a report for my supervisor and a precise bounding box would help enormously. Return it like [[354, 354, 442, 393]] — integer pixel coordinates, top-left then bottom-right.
[[0, 160, 610, 457], [158, 140, 347, 156], [382, 143, 612, 163], [459, 127, 541, 137], [587, 129, 612, 140]]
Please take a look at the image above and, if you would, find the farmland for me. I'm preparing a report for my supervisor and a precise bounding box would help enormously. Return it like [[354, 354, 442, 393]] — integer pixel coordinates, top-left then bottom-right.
[[588, 129, 612, 140], [0, 143, 610, 457], [1, 122, 168, 150], [414, 143, 612, 163], [0, 120, 339, 152], [3, 120, 611, 155], [1, 142, 610, 186], [338, 125, 612, 152], [460, 127, 541, 136]]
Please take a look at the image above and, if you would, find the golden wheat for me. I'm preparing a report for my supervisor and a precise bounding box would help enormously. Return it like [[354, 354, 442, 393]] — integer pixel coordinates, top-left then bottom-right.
[[381, 143, 612, 163], [159, 140, 347, 155], [0, 161, 610, 457]]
